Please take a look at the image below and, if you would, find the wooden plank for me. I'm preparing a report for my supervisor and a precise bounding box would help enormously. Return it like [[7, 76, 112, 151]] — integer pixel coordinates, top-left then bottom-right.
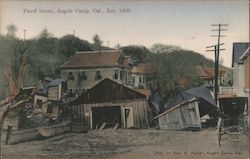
[[155, 97, 197, 119], [99, 122, 107, 130], [113, 123, 119, 131]]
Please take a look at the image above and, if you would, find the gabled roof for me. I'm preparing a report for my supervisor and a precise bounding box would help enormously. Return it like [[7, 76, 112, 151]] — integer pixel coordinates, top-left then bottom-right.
[[133, 89, 151, 97], [70, 78, 147, 105], [196, 66, 225, 79], [232, 42, 250, 67], [131, 63, 158, 74], [61, 50, 128, 69]]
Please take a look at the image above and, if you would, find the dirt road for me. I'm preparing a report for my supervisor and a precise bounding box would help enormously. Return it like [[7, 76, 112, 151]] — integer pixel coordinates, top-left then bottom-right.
[[2, 128, 249, 159]]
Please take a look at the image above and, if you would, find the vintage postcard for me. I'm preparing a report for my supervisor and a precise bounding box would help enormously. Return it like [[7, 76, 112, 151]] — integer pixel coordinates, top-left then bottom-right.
[[0, 0, 249, 159]]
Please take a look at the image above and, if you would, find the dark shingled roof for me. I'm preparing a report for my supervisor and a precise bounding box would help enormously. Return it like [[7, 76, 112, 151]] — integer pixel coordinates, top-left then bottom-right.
[[61, 50, 128, 69], [232, 42, 250, 67]]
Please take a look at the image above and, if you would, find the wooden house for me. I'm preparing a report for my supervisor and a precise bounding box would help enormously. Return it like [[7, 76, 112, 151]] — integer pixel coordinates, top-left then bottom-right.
[[33, 79, 67, 116], [70, 78, 149, 130], [60, 50, 131, 96], [196, 66, 226, 93], [131, 63, 158, 89], [231, 43, 250, 97]]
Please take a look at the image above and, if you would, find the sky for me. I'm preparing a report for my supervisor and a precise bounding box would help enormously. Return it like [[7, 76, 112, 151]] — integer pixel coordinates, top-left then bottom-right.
[[0, 0, 249, 67]]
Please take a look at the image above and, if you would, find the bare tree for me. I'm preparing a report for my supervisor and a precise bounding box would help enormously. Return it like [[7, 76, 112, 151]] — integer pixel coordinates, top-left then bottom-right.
[[0, 24, 37, 159]]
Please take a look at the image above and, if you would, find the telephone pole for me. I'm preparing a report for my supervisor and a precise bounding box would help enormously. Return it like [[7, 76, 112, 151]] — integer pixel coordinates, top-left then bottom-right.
[[206, 23, 228, 104]]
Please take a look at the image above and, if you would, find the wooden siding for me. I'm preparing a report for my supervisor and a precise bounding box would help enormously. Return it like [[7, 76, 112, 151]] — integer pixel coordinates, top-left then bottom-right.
[[48, 86, 59, 101], [158, 100, 201, 130], [244, 57, 249, 89], [71, 99, 149, 129]]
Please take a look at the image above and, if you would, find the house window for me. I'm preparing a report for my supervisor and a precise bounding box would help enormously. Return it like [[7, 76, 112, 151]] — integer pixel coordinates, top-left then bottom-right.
[[95, 71, 102, 80], [79, 71, 87, 80], [139, 77, 142, 83], [113, 70, 119, 79], [36, 99, 43, 108], [68, 72, 74, 81]]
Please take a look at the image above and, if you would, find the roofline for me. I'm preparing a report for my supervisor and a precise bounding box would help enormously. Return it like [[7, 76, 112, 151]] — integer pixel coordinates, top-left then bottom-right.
[[61, 65, 125, 69], [75, 50, 121, 54], [70, 78, 147, 105], [232, 42, 250, 67], [239, 47, 250, 61], [131, 72, 158, 74], [154, 97, 197, 119]]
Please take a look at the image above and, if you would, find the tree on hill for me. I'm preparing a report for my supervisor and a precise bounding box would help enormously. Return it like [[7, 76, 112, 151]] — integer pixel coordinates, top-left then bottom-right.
[[121, 45, 151, 64], [57, 34, 92, 58], [93, 34, 103, 51]]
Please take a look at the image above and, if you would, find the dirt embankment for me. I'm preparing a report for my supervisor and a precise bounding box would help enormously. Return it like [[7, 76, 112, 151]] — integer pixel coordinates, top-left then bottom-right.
[[2, 128, 249, 159]]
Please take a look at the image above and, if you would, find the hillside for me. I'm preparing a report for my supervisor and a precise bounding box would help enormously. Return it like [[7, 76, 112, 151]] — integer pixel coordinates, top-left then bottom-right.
[[0, 29, 232, 101], [121, 45, 232, 102]]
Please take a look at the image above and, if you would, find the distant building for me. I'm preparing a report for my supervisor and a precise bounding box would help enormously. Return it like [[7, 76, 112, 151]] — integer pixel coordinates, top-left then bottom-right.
[[131, 63, 158, 89], [231, 42, 250, 97], [196, 66, 226, 93], [33, 79, 67, 116], [60, 50, 131, 96]]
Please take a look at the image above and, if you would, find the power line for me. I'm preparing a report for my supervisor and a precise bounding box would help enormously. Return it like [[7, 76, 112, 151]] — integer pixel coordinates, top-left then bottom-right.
[[206, 23, 228, 104]]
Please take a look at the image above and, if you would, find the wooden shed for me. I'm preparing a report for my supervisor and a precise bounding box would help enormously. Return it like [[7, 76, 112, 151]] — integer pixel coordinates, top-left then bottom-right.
[[70, 78, 149, 130], [155, 98, 202, 130]]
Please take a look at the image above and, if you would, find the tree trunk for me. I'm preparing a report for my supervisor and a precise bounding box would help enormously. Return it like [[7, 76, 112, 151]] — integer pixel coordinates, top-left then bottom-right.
[[0, 80, 40, 159], [0, 106, 11, 159]]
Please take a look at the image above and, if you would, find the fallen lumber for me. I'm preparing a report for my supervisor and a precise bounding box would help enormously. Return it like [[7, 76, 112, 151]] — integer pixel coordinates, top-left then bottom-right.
[[113, 123, 119, 131], [99, 122, 107, 131]]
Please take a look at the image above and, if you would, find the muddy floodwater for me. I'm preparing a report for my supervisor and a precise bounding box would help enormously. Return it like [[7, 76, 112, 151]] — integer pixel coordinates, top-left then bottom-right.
[[2, 128, 249, 159]]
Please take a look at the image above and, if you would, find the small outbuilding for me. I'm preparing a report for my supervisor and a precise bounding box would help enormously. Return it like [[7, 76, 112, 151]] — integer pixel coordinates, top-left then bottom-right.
[[155, 86, 218, 130], [70, 78, 149, 130]]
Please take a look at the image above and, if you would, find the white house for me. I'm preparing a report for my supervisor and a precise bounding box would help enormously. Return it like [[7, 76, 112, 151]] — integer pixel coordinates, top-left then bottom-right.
[[131, 63, 157, 89], [231, 42, 250, 97]]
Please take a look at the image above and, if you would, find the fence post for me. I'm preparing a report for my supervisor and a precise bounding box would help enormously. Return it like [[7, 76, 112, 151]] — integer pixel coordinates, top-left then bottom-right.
[[6, 126, 12, 145]]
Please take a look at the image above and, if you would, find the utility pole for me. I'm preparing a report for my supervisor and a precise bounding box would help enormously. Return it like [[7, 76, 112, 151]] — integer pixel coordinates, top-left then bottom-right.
[[206, 23, 228, 104]]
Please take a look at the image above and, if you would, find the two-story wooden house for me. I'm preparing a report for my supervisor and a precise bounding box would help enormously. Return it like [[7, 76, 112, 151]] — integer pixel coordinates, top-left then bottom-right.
[[131, 63, 158, 89], [60, 50, 130, 96]]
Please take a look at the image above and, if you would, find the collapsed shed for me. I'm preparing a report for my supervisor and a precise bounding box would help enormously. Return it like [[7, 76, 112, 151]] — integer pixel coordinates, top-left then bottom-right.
[[155, 86, 218, 130], [70, 78, 149, 130]]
